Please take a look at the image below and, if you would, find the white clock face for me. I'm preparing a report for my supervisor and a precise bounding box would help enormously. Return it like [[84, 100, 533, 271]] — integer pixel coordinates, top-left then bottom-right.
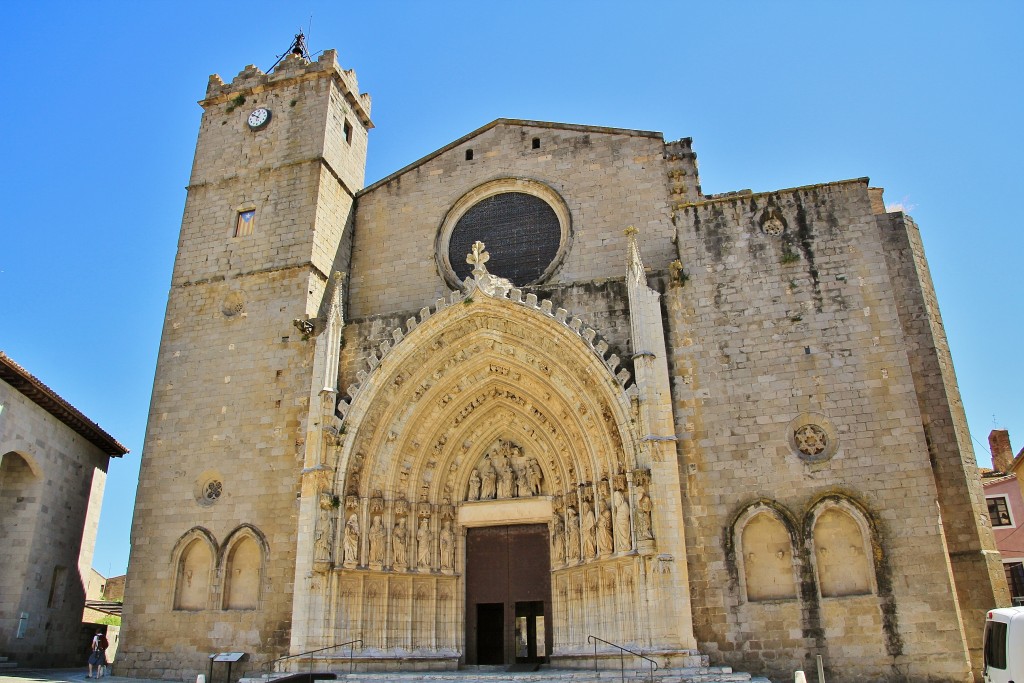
[[247, 108, 270, 129]]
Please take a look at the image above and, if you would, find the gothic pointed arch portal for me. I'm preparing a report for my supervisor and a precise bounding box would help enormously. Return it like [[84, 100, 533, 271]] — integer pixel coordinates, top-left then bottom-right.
[[316, 244, 677, 666]]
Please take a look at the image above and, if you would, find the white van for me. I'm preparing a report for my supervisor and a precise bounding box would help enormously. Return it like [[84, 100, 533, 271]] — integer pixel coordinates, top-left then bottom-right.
[[984, 607, 1024, 683]]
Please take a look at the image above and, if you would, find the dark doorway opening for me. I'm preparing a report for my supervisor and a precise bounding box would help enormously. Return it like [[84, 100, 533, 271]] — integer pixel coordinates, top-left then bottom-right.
[[476, 603, 505, 664], [465, 524, 551, 665], [515, 600, 545, 662]]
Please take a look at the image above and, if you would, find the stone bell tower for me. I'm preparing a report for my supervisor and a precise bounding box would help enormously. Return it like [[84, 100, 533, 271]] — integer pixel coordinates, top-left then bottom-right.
[[117, 46, 371, 677]]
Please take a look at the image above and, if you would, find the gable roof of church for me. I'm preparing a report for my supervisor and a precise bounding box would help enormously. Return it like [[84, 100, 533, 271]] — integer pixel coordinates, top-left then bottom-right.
[[359, 118, 666, 196], [0, 352, 128, 457]]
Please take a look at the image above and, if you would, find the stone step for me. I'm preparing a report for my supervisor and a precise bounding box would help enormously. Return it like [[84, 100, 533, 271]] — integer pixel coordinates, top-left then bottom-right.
[[243, 666, 767, 683], [0, 661, 18, 669]]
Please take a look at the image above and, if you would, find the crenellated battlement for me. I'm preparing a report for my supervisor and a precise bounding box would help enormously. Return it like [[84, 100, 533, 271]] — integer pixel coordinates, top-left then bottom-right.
[[202, 49, 372, 126]]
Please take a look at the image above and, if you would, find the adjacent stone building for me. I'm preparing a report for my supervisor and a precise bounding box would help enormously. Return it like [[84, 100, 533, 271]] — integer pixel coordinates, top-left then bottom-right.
[[983, 430, 1024, 605], [118, 47, 1009, 682], [0, 352, 127, 666]]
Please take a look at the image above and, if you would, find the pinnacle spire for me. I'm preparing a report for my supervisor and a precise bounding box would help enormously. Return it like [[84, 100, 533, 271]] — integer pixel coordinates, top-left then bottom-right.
[[326, 271, 345, 324], [625, 225, 646, 284]]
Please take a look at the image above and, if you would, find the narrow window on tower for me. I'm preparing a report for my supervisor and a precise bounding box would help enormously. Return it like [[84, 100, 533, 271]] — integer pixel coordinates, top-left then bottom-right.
[[532, 137, 541, 149], [465, 149, 474, 161], [235, 210, 255, 237], [343, 120, 353, 144], [47, 566, 67, 608]]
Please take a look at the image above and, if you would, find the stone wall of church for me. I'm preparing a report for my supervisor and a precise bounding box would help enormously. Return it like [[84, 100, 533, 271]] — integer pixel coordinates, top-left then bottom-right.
[[0, 381, 109, 667], [667, 180, 974, 682], [117, 271, 314, 678], [878, 211, 1008, 673], [349, 122, 679, 320]]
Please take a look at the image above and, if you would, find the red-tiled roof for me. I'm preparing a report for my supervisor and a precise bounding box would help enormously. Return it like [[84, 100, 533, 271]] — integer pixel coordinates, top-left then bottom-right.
[[0, 352, 128, 457], [982, 472, 1017, 487]]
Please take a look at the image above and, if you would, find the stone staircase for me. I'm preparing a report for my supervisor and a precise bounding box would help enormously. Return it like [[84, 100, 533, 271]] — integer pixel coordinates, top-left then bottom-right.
[[0, 655, 17, 669], [244, 665, 770, 683]]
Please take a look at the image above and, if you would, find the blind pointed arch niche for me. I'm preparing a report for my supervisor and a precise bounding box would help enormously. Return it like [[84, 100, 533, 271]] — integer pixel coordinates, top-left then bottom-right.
[[437, 179, 572, 289]]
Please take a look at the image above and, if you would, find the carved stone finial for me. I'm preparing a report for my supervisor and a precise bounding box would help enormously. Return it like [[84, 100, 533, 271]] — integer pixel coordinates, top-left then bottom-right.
[[464, 240, 513, 298], [467, 240, 490, 278], [624, 225, 639, 237]]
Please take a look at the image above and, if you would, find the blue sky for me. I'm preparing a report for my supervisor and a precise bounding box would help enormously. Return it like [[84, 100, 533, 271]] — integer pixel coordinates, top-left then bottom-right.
[[1, 1, 1021, 576]]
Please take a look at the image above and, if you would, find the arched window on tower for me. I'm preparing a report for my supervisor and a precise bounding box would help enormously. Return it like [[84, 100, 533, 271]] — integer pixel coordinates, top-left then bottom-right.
[[812, 506, 873, 597], [173, 536, 213, 610], [223, 533, 263, 610], [738, 510, 797, 601]]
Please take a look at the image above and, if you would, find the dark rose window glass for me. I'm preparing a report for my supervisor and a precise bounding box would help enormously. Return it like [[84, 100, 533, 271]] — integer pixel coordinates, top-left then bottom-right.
[[448, 192, 561, 286]]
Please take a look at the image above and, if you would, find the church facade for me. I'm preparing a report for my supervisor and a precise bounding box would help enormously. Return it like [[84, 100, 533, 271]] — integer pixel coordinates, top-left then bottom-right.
[[117, 49, 1008, 682]]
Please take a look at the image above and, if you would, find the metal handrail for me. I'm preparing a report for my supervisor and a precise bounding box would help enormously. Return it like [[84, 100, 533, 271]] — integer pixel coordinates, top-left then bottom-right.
[[587, 635, 658, 683], [266, 639, 363, 674]]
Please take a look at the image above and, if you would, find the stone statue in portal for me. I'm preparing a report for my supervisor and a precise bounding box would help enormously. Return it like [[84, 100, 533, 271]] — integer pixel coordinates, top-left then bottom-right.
[[497, 461, 515, 498], [416, 518, 432, 570], [314, 492, 335, 564], [467, 468, 482, 501], [342, 514, 360, 568], [581, 501, 597, 559], [393, 517, 408, 568], [527, 458, 543, 496], [634, 485, 654, 542], [613, 489, 632, 552], [566, 506, 581, 562], [597, 507, 613, 556], [551, 515, 565, 565], [368, 515, 386, 566], [439, 519, 455, 572], [481, 463, 497, 500], [514, 466, 527, 497]]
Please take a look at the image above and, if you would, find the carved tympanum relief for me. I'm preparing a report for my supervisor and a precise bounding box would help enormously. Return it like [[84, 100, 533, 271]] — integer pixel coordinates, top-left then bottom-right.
[[464, 439, 544, 501]]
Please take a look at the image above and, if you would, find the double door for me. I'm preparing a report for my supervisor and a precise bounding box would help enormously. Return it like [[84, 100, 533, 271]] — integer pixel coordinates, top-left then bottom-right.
[[465, 524, 551, 665]]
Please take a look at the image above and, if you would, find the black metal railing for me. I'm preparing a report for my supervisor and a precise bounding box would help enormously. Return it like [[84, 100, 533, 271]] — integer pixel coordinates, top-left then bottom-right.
[[266, 639, 363, 674], [587, 635, 658, 683]]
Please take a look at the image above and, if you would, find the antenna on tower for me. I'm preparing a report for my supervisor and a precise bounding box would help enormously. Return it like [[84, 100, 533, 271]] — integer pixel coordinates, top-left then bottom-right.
[[267, 30, 312, 72]]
